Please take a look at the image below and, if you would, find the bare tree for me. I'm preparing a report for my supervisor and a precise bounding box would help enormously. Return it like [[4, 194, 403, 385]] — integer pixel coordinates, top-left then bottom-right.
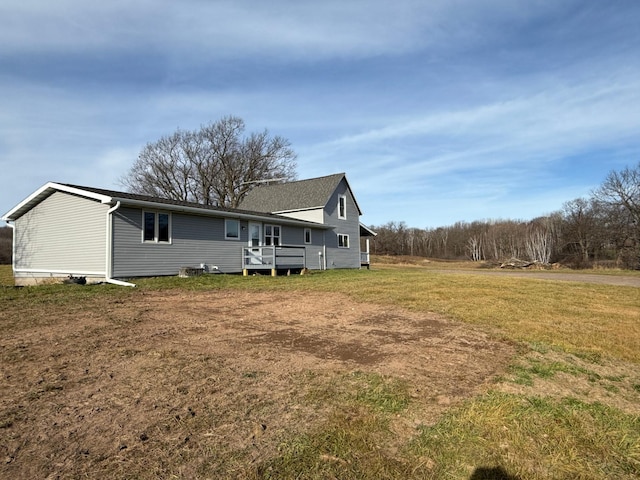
[[593, 162, 640, 268], [121, 116, 297, 207], [561, 198, 601, 264], [594, 162, 640, 224], [0, 226, 12, 264], [467, 235, 484, 261]]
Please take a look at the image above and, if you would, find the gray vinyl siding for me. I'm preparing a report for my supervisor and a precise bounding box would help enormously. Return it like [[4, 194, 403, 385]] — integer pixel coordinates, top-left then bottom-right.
[[323, 178, 361, 269], [111, 208, 327, 277], [112, 207, 251, 277], [280, 224, 325, 270], [13, 191, 107, 274]]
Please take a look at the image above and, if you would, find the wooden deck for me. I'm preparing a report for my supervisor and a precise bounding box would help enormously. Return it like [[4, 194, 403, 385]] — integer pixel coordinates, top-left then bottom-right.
[[242, 246, 306, 276]]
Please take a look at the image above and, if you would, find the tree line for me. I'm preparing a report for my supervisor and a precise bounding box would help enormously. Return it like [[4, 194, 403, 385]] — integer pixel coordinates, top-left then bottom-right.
[[0, 226, 10, 264], [369, 162, 640, 269], [0, 115, 637, 270]]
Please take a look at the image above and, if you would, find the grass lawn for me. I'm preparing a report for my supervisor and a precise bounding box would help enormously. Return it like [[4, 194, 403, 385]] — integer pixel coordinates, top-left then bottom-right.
[[1, 263, 639, 479], [0, 264, 13, 286]]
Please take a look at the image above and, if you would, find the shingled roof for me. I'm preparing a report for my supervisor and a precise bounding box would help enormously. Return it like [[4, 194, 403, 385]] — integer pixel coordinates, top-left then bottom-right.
[[239, 173, 362, 215], [2, 182, 331, 228]]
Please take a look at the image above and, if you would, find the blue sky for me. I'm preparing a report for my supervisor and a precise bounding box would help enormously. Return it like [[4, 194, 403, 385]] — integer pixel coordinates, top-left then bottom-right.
[[1, 0, 639, 228]]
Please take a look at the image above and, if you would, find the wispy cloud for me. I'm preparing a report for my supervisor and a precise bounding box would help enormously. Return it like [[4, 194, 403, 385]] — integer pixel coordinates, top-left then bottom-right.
[[0, 1, 587, 60], [1, 1, 639, 227]]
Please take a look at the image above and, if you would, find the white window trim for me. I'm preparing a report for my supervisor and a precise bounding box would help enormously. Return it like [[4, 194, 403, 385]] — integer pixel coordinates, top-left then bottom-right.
[[304, 228, 312, 244], [142, 210, 172, 244], [338, 195, 347, 220], [338, 233, 350, 248], [264, 224, 282, 246], [225, 219, 241, 240]]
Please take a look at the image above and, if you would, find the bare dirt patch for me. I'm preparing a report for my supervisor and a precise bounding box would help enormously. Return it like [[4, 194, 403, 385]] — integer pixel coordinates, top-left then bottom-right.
[[1, 289, 515, 478]]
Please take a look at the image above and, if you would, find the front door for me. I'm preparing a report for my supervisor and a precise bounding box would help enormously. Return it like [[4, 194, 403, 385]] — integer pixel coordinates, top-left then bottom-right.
[[248, 222, 262, 264]]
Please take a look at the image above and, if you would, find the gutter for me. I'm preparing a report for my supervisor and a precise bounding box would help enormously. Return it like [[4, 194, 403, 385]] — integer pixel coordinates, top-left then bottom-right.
[[105, 202, 136, 287], [107, 197, 332, 229]]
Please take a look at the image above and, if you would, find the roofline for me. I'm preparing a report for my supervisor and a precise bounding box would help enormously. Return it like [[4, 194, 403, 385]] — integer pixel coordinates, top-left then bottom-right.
[[360, 223, 377, 236], [341, 174, 363, 216], [2, 182, 112, 221], [112, 197, 331, 228], [284, 172, 364, 216], [272, 206, 324, 215], [2, 182, 332, 229]]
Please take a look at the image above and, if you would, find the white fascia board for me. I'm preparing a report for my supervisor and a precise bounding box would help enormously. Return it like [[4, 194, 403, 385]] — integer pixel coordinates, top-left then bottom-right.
[[2, 182, 113, 221], [272, 206, 324, 215], [360, 223, 378, 236], [54, 183, 113, 203], [342, 174, 363, 216]]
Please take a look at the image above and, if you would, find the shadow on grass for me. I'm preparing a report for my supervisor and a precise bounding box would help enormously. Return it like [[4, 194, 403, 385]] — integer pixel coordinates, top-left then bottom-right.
[[470, 466, 520, 480]]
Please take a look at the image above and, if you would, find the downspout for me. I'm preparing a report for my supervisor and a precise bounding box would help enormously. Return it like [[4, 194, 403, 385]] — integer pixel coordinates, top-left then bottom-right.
[[6, 221, 15, 276], [322, 231, 327, 270], [105, 202, 136, 287]]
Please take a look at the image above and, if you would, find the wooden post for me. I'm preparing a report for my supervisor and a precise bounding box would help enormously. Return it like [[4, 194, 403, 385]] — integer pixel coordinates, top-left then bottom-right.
[[271, 268, 277, 277], [243, 269, 248, 276]]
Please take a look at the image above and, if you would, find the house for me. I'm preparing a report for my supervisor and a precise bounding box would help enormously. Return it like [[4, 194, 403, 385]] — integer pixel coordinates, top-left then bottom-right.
[[1, 173, 375, 286]]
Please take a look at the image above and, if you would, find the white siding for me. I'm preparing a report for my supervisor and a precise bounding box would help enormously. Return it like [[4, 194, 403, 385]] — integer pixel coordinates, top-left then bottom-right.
[[14, 191, 107, 275], [278, 209, 324, 224]]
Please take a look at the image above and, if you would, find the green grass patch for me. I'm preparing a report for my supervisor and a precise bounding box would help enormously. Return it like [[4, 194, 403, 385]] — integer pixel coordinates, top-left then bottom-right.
[[250, 370, 413, 479], [303, 370, 411, 415], [255, 408, 412, 480], [410, 391, 640, 479], [508, 359, 595, 386]]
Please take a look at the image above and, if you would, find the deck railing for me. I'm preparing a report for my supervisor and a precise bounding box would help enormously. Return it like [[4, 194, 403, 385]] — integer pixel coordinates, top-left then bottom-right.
[[242, 246, 306, 274]]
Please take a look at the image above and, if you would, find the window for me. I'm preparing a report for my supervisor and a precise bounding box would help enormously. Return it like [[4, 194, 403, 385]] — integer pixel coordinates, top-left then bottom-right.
[[338, 234, 349, 248], [264, 224, 281, 246], [304, 228, 312, 244], [225, 219, 240, 239], [143, 212, 155, 241], [143, 211, 171, 243], [158, 213, 170, 242], [338, 195, 347, 219]]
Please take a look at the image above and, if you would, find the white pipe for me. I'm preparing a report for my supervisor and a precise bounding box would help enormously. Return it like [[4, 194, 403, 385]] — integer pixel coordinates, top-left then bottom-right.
[[105, 202, 136, 287], [106, 277, 137, 287], [6, 221, 15, 276]]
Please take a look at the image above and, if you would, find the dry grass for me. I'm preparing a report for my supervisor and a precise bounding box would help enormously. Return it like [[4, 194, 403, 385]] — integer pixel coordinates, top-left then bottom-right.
[[234, 267, 638, 363], [0, 264, 13, 286], [1, 264, 639, 479], [410, 391, 640, 479]]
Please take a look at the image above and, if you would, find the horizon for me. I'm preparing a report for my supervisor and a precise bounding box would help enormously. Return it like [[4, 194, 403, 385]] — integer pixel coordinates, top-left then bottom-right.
[[1, 1, 639, 229]]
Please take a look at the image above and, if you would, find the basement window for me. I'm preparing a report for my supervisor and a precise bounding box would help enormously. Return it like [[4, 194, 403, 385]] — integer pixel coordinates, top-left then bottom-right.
[[143, 211, 171, 243]]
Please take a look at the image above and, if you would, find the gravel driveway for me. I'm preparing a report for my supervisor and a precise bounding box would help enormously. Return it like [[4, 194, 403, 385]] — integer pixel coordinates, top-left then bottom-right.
[[435, 269, 640, 287]]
